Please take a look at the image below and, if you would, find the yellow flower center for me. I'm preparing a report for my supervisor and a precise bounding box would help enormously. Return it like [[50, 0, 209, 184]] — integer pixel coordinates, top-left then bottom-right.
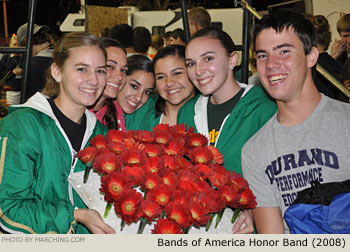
[[104, 163, 114, 171], [129, 158, 139, 164], [158, 195, 167, 203], [193, 141, 200, 147], [110, 182, 121, 194], [144, 210, 151, 217], [147, 181, 155, 189], [166, 150, 176, 155], [172, 214, 180, 222], [156, 138, 166, 144], [124, 202, 134, 212], [191, 210, 199, 220]]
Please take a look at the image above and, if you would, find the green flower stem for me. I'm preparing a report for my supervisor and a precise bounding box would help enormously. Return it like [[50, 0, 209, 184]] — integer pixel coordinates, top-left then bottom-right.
[[215, 208, 225, 229], [120, 220, 126, 232], [83, 166, 91, 184], [231, 208, 241, 223], [137, 218, 147, 234], [183, 226, 191, 234], [205, 213, 214, 231], [104, 203, 113, 218]]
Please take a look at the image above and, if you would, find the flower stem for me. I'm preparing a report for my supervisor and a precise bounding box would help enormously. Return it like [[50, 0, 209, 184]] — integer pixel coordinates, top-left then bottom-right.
[[83, 166, 91, 184], [215, 208, 225, 229], [104, 203, 113, 218], [120, 220, 126, 232], [231, 208, 241, 223], [137, 218, 147, 234], [205, 213, 214, 231], [183, 226, 191, 234]]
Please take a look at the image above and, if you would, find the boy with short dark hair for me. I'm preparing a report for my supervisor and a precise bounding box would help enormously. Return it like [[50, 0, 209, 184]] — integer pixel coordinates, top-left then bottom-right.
[[242, 10, 350, 233]]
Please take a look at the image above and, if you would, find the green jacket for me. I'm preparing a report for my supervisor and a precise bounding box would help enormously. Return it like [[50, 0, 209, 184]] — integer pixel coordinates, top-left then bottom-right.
[[178, 84, 277, 174], [125, 94, 161, 131], [0, 92, 107, 234]]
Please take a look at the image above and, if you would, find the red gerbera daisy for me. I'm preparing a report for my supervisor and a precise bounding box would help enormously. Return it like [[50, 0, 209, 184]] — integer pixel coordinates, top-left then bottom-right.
[[159, 169, 178, 189], [147, 184, 174, 207], [173, 190, 192, 205], [153, 124, 172, 133], [163, 141, 184, 156], [194, 164, 212, 180], [195, 178, 214, 192], [229, 172, 249, 192], [235, 188, 257, 210], [177, 170, 199, 193], [134, 130, 154, 143], [207, 163, 230, 187], [92, 150, 122, 174], [142, 172, 162, 191], [165, 201, 192, 228], [124, 137, 145, 150], [151, 218, 184, 234], [100, 172, 130, 202], [160, 154, 179, 171], [187, 133, 208, 147], [206, 145, 224, 164], [90, 135, 107, 150], [114, 189, 143, 224], [187, 146, 213, 164], [107, 141, 126, 155], [218, 184, 239, 206], [141, 199, 162, 222], [188, 201, 211, 227], [77, 146, 97, 166], [143, 143, 163, 157], [106, 130, 125, 143], [153, 130, 172, 145], [121, 165, 145, 186], [191, 191, 225, 213], [176, 156, 194, 170], [121, 149, 147, 166], [173, 123, 195, 136], [142, 156, 163, 173]]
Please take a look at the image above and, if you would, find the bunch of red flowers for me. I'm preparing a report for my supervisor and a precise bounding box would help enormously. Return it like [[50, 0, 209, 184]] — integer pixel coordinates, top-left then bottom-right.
[[77, 124, 256, 234]]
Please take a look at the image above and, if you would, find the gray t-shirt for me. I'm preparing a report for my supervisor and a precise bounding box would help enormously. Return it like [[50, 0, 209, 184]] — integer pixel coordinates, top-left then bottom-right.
[[241, 95, 350, 233]]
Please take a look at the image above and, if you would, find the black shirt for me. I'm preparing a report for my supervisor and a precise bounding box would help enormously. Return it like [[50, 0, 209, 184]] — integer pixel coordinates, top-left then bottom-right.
[[48, 97, 86, 153], [207, 88, 244, 145]]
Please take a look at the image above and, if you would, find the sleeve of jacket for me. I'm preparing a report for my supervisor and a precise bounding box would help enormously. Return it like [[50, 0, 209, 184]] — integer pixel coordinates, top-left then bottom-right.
[[0, 112, 75, 234]]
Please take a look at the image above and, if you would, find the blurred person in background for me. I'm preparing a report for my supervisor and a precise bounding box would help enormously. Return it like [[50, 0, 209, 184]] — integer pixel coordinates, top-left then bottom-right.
[[0, 34, 23, 104], [188, 7, 211, 37], [308, 15, 345, 101], [330, 13, 350, 66], [16, 23, 54, 101], [133, 26, 152, 57], [169, 28, 187, 46]]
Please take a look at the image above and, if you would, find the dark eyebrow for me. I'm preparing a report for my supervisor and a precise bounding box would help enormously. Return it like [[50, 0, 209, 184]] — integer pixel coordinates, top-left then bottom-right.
[[256, 43, 294, 54], [130, 79, 141, 86], [185, 51, 216, 61], [107, 59, 118, 64], [273, 43, 294, 50], [200, 51, 215, 57], [74, 63, 106, 69], [74, 63, 89, 67]]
